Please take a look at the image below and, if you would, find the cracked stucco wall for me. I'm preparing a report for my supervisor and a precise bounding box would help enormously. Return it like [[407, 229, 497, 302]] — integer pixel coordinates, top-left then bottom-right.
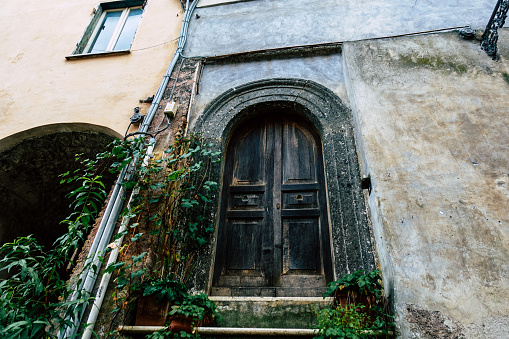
[[344, 30, 509, 338]]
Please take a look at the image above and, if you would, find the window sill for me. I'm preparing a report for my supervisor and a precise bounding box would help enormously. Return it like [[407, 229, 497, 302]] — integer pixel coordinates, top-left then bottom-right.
[[65, 49, 130, 60]]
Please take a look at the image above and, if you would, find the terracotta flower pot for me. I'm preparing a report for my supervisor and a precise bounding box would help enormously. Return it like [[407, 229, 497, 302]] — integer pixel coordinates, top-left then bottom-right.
[[333, 287, 376, 309], [135, 295, 170, 326], [169, 316, 194, 333], [333, 288, 388, 327]]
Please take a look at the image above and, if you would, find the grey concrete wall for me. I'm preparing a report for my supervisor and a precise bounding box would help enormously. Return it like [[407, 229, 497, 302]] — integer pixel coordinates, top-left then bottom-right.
[[190, 53, 347, 130], [185, 1, 509, 335], [344, 30, 509, 337], [185, 0, 493, 57], [189, 29, 509, 337]]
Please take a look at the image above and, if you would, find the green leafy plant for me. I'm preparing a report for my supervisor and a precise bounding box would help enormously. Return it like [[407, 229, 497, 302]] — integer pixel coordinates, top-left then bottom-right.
[[0, 130, 221, 338], [169, 293, 220, 325], [147, 329, 198, 339], [315, 304, 368, 339], [144, 293, 220, 339], [100, 133, 221, 335], [136, 276, 188, 304], [0, 152, 111, 338], [314, 270, 394, 339], [325, 270, 384, 300]]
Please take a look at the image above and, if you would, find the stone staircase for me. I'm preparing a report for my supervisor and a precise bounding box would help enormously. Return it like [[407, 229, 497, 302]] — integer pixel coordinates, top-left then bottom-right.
[[195, 296, 330, 338], [119, 297, 331, 338]]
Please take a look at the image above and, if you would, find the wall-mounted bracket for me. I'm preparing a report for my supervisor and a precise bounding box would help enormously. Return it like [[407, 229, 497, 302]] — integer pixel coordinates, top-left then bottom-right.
[[361, 176, 372, 193], [130, 107, 144, 124]]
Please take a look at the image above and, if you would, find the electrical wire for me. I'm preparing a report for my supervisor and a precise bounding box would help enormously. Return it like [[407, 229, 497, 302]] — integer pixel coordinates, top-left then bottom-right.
[[124, 121, 133, 139], [130, 37, 179, 52], [124, 116, 172, 141]]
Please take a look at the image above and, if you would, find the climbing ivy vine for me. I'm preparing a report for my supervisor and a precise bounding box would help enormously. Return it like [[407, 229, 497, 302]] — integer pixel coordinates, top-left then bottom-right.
[[0, 132, 221, 338], [0, 152, 111, 338]]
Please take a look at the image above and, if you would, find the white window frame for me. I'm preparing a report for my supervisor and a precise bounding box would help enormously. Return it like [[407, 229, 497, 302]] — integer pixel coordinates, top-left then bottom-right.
[[85, 6, 142, 54]]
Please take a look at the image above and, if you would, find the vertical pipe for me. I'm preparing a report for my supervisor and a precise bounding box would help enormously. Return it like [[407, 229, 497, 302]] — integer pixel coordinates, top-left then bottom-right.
[[73, 1, 199, 337]]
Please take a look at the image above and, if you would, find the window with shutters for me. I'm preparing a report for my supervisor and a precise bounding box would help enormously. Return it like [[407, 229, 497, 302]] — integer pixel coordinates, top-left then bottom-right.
[[70, 1, 144, 57]]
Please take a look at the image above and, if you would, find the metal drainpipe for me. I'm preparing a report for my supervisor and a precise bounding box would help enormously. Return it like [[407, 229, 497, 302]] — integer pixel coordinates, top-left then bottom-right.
[[73, 1, 199, 337], [61, 174, 131, 339], [80, 139, 155, 339]]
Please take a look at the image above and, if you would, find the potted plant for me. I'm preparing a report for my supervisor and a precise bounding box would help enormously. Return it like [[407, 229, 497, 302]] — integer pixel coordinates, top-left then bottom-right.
[[315, 269, 394, 338], [168, 293, 221, 333], [135, 277, 188, 326], [324, 269, 384, 308]]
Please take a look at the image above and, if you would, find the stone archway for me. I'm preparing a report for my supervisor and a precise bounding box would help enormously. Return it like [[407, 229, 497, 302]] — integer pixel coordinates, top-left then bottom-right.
[[0, 123, 120, 251], [191, 78, 376, 291]]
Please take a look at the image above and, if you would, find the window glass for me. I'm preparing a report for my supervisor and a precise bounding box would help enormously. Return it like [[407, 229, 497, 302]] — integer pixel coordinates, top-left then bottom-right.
[[89, 10, 122, 53], [114, 8, 143, 51]]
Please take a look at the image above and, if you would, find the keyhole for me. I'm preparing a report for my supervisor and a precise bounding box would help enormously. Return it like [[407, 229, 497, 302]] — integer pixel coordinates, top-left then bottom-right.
[[296, 194, 303, 201], [242, 195, 249, 203]]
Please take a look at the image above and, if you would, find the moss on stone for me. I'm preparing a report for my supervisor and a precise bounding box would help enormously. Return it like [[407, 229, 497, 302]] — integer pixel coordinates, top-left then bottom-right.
[[502, 72, 509, 86], [398, 54, 468, 74]]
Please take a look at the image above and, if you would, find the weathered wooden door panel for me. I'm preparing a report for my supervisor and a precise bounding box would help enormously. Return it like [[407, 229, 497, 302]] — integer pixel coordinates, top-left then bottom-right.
[[225, 220, 261, 271], [212, 115, 332, 296], [283, 218, 321, 271], [233, 126, 265, 184], [282, 121, 315, 183]]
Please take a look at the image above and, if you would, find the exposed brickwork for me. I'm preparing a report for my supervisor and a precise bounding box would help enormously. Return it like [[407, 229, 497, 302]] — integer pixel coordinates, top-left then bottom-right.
[[150, 57, 201, 152], [87, 56, 199, 337], [406, 304, 466, 339]]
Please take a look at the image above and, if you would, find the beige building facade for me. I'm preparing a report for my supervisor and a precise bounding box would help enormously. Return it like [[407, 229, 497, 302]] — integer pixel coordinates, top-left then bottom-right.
[[0, 0, 183, 247]]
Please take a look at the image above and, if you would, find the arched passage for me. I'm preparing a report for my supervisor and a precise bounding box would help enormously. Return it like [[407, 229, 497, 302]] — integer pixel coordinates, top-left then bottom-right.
[[0, 123, 120, 251], [191, 78, 376, 293]]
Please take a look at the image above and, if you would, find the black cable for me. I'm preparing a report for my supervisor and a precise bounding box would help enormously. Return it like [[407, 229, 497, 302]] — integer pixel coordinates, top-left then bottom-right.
[[124, 121, 133, 139], [153, 119, 172, 138]]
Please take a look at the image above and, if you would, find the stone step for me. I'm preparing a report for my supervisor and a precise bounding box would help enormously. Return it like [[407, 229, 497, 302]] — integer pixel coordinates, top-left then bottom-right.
[[195, 327, 393, 338], [210, 297, 331, 329], [119, 297, 398, 338], [195, 327, 317, 338], [118, 326, 317, 338], [118, 326, 393, 338]]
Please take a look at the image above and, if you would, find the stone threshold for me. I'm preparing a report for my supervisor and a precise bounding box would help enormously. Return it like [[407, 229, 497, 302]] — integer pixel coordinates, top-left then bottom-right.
[[118, 326, 317, 336], [118, 326, 394, 337], [209, 296, 332, 302]]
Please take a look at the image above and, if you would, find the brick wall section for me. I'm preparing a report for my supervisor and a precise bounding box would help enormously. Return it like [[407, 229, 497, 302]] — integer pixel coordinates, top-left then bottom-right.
[[151, 57, 200, 152], [70, 57, 200, 336]]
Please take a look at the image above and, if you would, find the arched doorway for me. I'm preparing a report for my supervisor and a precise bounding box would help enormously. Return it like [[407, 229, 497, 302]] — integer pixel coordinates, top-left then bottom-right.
[[191, 79, 376, 294], [212, 112, 332, 297]]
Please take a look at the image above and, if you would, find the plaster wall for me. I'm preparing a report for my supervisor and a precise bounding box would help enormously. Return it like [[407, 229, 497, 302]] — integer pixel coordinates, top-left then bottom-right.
[[190, 53, 347, 130], [343, 31, 509, 337], [189, 27, 509, 336], [185, 0, 493, 57], [0, 0, 182, 143]]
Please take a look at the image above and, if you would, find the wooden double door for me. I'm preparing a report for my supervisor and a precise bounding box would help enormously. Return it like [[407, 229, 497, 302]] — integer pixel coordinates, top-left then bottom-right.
[[212, 114, 332, 297]]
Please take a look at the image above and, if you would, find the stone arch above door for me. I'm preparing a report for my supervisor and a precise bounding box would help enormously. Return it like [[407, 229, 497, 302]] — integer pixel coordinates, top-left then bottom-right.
[[191, 78, 375, 291]]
